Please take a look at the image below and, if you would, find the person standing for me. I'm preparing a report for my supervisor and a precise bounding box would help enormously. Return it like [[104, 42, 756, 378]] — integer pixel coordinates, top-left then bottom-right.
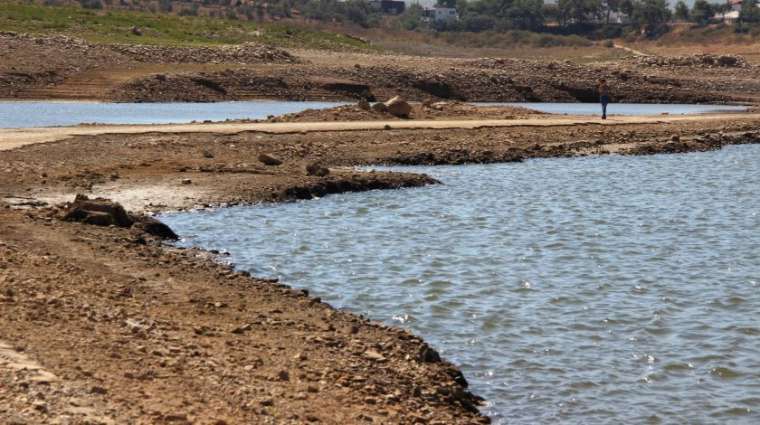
[[599, 79, 610, 120]]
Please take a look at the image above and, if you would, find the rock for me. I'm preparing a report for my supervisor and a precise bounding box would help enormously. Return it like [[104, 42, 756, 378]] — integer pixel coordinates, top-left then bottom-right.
[[384, 96, 412, 118], [305, 163, 330, 177], [358, 99, 371, 110], [371, 102, 389, 113], [363, 350, 386, 362], [258, 153, 283, 166], [131, 26, 143, 36], [181, 178, 192, 185], [670, 134, 680, 142], [202, 149, 214, 158], [133, 216, 179, 240], [417, 344, 441, 363], [231, 323, 252, 334], [90, 385, 108, 395], [277, 370, 290, 381], [63, 194, 133, 227]]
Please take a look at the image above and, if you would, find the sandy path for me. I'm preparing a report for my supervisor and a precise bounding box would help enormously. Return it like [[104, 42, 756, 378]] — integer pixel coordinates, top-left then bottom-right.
[[2, 113, 758, 151]]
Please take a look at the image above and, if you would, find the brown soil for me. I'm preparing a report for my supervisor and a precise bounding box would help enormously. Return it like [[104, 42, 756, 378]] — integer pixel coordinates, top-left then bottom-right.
[[259, 102, 544, 123], [4, 33, 760, 104], [2, 115, 760, 423]]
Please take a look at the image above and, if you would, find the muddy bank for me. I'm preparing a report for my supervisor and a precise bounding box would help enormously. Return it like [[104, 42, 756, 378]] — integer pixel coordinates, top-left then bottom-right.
[[256, 102, 543, 123], [2, 114, 760, 424], [0, 203, 484, 424], [0, 32, 296, 99], [111, 59, 751, 103], [4, 33, 760, 103]]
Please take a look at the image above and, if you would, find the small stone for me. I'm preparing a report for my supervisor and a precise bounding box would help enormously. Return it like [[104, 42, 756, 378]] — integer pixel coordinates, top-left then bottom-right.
[[363, 350, 386, 362], [33, 401, 48, 413], [231, 323, 252, 334], [260, 398, 274, 406], [181, 178, 192, 185], [306, 163, 329, 177], [90, 385, 108, 395], [277, 370, 290, 381], [258, 153, 283, 166]]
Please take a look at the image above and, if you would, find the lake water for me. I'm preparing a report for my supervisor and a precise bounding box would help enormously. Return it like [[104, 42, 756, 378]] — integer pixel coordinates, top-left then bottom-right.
[[0, 101, 345, 128], [496, 102, 748, 116], [0, 101, 747, 128], [162, 145, 760, 424]]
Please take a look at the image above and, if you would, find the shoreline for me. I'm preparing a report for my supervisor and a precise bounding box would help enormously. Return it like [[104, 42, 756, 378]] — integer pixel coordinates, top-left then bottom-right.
[[3, 112, 760, 153], [2, 114, 760, 423]]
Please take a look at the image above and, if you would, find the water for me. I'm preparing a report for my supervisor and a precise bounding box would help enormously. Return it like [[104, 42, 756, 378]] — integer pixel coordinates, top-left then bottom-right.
[[163, 145, 760, 424], [0, 101, 747, 128], [0, 101, 345, 128], [496, 102, 748, 116]]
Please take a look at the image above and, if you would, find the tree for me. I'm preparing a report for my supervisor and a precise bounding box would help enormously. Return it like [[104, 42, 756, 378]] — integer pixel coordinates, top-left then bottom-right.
[[506, 0, 545, 30], [631, 0, 671, 34], [158, 0, 172, 12], [399, 4, 424, 30], [558, 0, 603, 26], [690, 0, 714, 26], [740, 0, 760, 23], [674, 0, 689, 21], [79, 0, 103, 9]]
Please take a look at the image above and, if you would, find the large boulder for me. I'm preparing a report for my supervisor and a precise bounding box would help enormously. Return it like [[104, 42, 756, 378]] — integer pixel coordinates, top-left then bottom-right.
[[63, 194, 133, 227], [62, 194, 178, 240], [132, 215, 178, 240], [384, 96, 412, 118]]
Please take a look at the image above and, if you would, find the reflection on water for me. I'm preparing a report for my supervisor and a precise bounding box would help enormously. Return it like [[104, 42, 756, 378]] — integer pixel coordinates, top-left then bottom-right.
[[163, 145, 760, 424], [0, 100, 747, 128]]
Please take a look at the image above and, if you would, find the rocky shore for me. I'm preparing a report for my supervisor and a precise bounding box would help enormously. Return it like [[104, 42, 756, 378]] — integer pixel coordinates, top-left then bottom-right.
[[2, 114, 760, 423], [3, 33, 760, 103]]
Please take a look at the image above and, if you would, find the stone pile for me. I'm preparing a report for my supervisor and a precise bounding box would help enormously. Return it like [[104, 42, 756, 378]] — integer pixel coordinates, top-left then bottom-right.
[[110, 42, 298, 64], [636, 54, 750, 68]]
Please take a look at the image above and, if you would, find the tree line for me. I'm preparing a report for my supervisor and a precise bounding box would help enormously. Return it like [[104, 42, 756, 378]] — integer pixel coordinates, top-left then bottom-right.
[[67, 0, 760, 36]]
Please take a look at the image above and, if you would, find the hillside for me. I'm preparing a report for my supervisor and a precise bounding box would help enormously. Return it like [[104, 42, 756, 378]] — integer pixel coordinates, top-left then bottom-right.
[[0, 2, 371, 50]]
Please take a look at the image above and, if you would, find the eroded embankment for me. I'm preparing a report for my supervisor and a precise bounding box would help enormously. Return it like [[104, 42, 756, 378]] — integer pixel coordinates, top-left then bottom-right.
[[2, 116, 760, 424], [4, 33, 760, 103]]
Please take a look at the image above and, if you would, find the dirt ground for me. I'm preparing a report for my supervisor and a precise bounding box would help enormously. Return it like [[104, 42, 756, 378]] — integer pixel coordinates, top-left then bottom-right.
[[3, 32, 760, 104], [3, 29, 760, 423], [2, 113, 760, 424]]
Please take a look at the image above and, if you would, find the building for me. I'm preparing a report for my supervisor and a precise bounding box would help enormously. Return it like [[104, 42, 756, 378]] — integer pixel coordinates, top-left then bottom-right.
[[714, 0, 760, 23], [422, 6, 459, 23]]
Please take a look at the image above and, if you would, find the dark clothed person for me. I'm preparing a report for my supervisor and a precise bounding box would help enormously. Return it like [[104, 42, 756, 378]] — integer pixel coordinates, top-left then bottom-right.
[[599, 80, 610, 119]]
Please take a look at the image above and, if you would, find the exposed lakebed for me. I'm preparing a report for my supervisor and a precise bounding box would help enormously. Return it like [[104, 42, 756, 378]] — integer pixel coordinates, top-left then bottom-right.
[[163, 145, 760, 424], [0, 101, 748, 128]]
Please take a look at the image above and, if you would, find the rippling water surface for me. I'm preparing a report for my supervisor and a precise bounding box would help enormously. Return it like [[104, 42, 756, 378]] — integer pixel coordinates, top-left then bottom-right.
[[163, 145, 760, 424]]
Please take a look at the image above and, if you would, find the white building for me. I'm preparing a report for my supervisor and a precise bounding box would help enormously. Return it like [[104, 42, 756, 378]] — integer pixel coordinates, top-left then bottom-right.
[[424, 6, 459, 22]]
